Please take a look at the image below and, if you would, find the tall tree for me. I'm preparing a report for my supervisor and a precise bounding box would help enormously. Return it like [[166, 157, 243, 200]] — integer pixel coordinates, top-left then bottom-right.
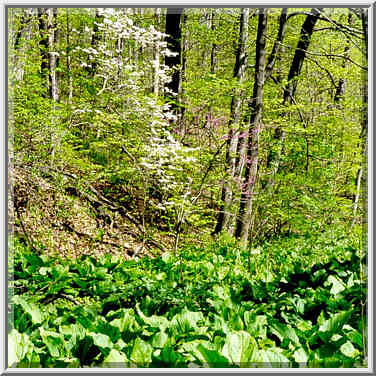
[[47, 8, 59, 102], [266, 8, 322, 188], [153, 8, 162, 97], [352, 8, 368, 229], [165, 8, 183, 113], [13, 8, 34, 83], [88, 8, 103, 76], [37, 8, 59, 101], [214, 8, 250, 235], [235, 9, 268, 246], [66, 9, 73, 103], [38, 8, 49, 96], [210, 9, 217, 74]]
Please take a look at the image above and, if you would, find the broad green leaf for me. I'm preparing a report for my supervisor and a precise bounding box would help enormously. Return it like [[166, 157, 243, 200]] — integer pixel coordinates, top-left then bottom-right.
[[39, 267, 50, 275], [170, 308, 204, 335], [13, 296, 43, 324], [296, 320, 312, 332], [130, 338, 152, 366], [89, 332, 113, 349], [270, 323, 300, 345], [161, 252, 173, 264], [160, 346, 183, 366], [346, 331, 363, 348], [221, 331, 257, 364], [8, 329, 34, 367], [340, 341, 359, 358], [212, 315, 230, 334], [152, 331, 168, 348], [101, 349, 128, 367], [40, 328, 64, 357], [110, 309, 140, 333], [293, 348, 308, 364], [319, 311, 351, 334], [136, 304, 169, 330], [244, 313, 267, 339], [181, 340, 216, 364], [330, 334, 342, 342], [196, 344, 230, 367], [327, 275, 346, 295], [252, 348, 290, 367]]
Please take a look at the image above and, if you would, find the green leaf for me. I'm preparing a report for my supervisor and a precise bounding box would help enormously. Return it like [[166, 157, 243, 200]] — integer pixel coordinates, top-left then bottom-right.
[[331, 334, 343, 342], [89, 332, 113, 349], [13, 296, 43, 324], [136, 304, 170, 331], [101, 349, 128, 367], [252, 348, 290, 367], [152, 331, 168, 348], [293, 348, 308, 364], [221, 331, 257, 365], [197, 344, 230, 367], [327, 275, 346, 295], [8, 329, 34, 367], [340, 341, 359, 358], [110, 309, 140, 333], [346, 331, 363, 348], [170, 308, 204, 335], [270, 323, 300, 345], [40, 328, 64, 357], [130, 338, 153, 366], [319, 311, 351, 334], [244, 313, 267, 339], [161, 252, 173, 264]]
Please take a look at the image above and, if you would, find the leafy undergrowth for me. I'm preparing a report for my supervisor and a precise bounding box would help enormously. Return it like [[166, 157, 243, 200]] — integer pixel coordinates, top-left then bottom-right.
[[9, 233, 367, 368]]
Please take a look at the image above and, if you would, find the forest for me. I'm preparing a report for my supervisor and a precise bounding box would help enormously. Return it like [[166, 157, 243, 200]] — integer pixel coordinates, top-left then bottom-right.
[[8, 7, 368, 368]]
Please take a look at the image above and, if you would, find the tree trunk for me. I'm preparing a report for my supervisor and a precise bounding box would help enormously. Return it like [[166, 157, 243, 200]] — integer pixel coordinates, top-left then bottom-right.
[[38, 8, 49, 95], [235, 9, 268, 247], [264, 8, 288, 82], [13, 8, 34, 83], [214, 8, 250, 235], [47, 8, 59, 102], [235, 8, 286, 185], [210, 9, 217, 74], [66, 9, 73, 103], [179, 12, 188, 126], [266, 8, 321, 188], [87, 8, 103, 76], [153, 8, 162, 97], [334, 12, 352, 102], [165, 8, 183, 113]]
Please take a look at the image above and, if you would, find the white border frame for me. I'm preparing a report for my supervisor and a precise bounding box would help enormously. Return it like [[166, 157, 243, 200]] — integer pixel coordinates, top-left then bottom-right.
[[1, 1, 373, 374]]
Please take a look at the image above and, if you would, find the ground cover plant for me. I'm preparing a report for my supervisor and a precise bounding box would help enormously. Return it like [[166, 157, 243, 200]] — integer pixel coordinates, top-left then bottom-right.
[[9, 231, 367, 368], [9, 7, 367, 369]]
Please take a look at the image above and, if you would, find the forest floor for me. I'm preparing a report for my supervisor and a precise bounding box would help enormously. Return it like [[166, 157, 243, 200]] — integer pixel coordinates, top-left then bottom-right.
[[11, 165, 174, 260]]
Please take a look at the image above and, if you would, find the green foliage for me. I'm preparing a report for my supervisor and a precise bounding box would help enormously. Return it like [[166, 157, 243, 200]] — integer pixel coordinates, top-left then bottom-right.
[[10, 230, 366, 368]]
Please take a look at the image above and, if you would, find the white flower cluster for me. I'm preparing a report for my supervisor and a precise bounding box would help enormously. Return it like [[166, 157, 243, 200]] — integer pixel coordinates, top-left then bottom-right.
[[140, 124, 197, 193]]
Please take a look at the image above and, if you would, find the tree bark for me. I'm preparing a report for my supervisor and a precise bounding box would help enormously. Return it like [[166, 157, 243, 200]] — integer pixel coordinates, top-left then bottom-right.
[[153, 8, 162, 97], [214, 8, 250, 235], [334, 12, 352, 102], [13, 8, 34, 83], [179, 12, 188, 126], [165, 8, 183, 113], [235, 9, 268, 246], [235, 8, 287, 186], [264, 8, 288, 82], [88, 8, 103, 76], [210, 9, 217, 74], [38, 8, 49, 95], [47, 8, 59, 102], [66, 9, 73, 103]]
